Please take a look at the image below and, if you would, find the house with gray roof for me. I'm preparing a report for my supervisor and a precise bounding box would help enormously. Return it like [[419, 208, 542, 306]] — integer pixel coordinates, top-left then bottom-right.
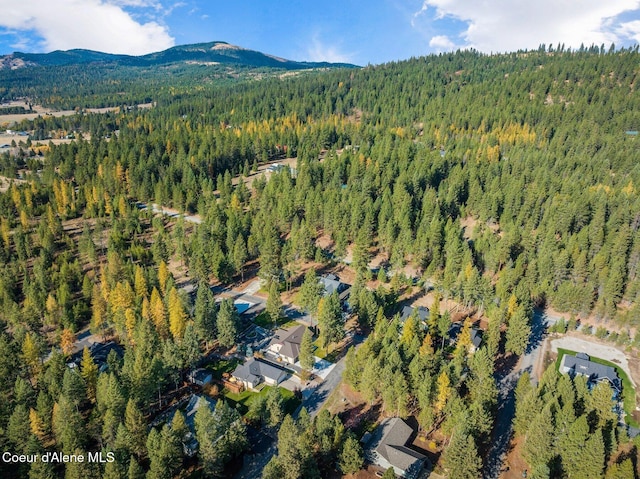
[[399, 306, 430, 324], [268, 324, 308, 364], [363, 418, 427, 479], [170, 394, 216, 457], [231, 357, 287, 390], [470, 328, 482, 352], [560, 352, 622, 394], [188, 368, 213, 386], [320, 273, 350, 300]]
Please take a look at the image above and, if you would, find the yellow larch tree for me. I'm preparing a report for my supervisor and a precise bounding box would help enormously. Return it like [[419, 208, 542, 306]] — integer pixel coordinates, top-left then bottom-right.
[[168, 287, 186, 340], [150, 287, 168, 338], [59, 328, 76, 356], [435, 370, 451, 413], [158, 260, 169, 294]]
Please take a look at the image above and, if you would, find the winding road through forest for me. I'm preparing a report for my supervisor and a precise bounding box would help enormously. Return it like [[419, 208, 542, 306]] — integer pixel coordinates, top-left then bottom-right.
[[483, 309, 559, 479]]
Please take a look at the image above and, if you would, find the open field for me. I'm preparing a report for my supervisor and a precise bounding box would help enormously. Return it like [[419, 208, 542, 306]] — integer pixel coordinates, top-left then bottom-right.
[[0, 175, 27, 192], [0, 100, 153, 126]]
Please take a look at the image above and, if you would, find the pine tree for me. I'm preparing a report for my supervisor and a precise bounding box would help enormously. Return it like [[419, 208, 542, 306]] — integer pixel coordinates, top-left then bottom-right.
[[505, 305, 531, 355], [232, 235, 248, 281], [381, 468, 396, 479], [146, 425, 181, 479], [570, 427, 605, 479], [557, 415, 589, 478], [194, 282, 217, 346], [298, 268, 323, 316], [605, 458, 635, 479], [216, 299, 239, 349], [443, 430, 482, 479], [339, 434, 364, 474], [7, 404, 30, 452], [266, 281, 283, 328], [124, 399, 147, 459], [266, 386, 284, 427], [299, 328, 315, 371], [317, 292, 344, 350], [523, 406, 554, 471]]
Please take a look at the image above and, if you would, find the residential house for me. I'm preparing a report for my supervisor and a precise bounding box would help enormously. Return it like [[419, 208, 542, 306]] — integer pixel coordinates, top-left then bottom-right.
[[188, 368, 213, 386], [268, 324, 308, 364], [320, 273, 350, 296], [320, 273, 351, 309], [231, 357, 287, 390], [470, 328, 482, 353], [179, 394, 217, 457], [399, 306, 430, 324], [363, 417, 427, 479], [560, 352, 622, 394], [68, 341, 124, 372]]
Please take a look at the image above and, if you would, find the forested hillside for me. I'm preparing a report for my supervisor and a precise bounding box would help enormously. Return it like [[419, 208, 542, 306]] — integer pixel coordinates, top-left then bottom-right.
[[0, 45, 639, 478]]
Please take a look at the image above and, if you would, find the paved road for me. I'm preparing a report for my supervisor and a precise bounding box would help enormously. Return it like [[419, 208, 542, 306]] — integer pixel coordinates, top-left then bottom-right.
[[483, 308, 551, 479], [300, 353, 348, 418], [298, 333, 365, 418]]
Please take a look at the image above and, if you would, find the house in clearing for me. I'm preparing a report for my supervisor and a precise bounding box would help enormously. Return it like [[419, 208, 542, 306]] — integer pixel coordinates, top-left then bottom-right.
[[267, 324, 308, 364], [363, 418, 427, 479], [399, 305, 430, 325], [470, 328, 483, 353], [560, 352, 622, 395], [188, 368, 213, 386], [171, 394, 217, 457], [320, 273, 351, 301], [231, 357, 287, 390]]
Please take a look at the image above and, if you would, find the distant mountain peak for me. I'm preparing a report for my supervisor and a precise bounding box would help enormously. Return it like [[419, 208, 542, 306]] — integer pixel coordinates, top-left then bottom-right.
[[0, 41, 358, 71]]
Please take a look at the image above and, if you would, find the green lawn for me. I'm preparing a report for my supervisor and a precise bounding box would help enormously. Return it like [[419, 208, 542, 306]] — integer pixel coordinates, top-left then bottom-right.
[[556, 348, 637, 427], [224, 385, 300, 416], [313, 339, 327, 359], [252, 311, 299, 330], [205, 358, 240, 380], [312, 339, 339, 362]]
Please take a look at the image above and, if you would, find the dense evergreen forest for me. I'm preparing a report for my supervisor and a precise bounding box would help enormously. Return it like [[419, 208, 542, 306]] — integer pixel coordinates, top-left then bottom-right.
[[0, 45, 639, 478]]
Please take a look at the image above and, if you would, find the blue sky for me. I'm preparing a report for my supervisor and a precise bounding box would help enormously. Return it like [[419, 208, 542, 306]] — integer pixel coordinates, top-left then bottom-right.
[[1, 1, 640, 65]]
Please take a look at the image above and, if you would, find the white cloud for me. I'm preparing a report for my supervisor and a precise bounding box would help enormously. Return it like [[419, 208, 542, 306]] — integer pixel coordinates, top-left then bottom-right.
[[109, 0, 161, 6], [413, 0, 640, 53], [429, 34, 456, 51], [306, 35, 352, 63], [0, 0, 174, 55], [618, 19, 640, 42], [411, 1, 428, 27]]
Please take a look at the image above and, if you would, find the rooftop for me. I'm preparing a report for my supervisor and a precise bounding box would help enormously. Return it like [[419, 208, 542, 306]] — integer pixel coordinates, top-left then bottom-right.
[[366, 418, 426, 474], [320, 274, 350, 296], [269, 324, 308, 360], [560, 353, 621, 391], [399, 305, 430, 323], [184, 394, 217, 429], [232, 357, 287, 383]]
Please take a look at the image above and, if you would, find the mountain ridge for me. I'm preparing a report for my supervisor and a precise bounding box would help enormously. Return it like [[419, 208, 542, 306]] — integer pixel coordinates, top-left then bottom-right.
[[0, 41, 358, 70]]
